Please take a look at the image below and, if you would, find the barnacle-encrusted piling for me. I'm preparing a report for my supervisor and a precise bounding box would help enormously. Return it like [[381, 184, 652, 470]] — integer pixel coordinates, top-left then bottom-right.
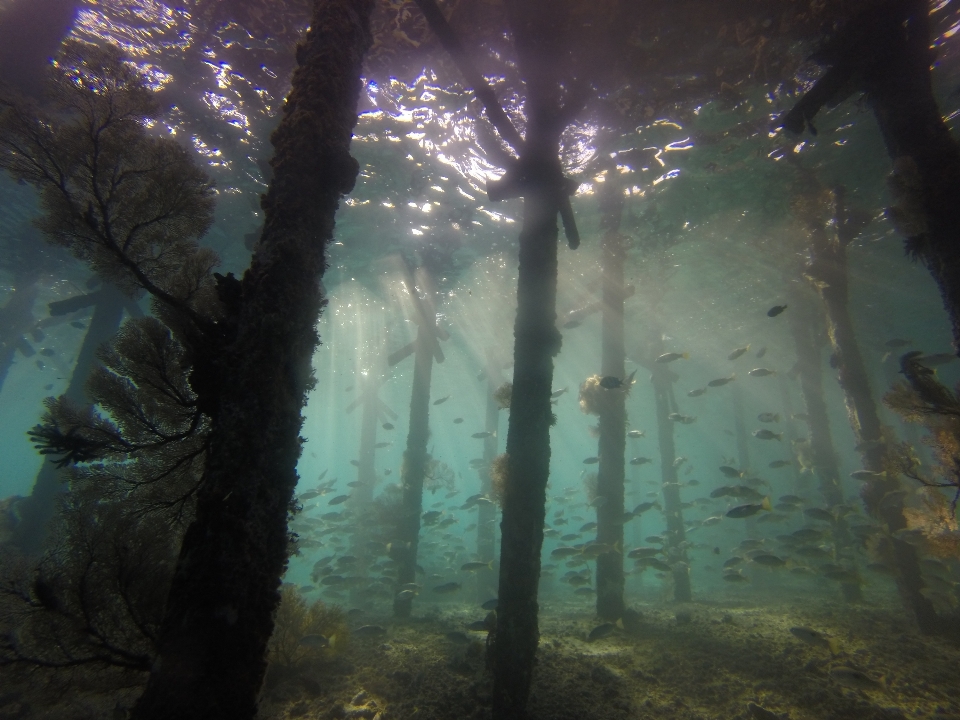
[[133, 2, 375, 718]]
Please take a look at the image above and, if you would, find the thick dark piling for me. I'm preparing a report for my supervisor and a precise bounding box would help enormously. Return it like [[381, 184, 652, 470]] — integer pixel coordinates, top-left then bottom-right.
[[132, 3, 375, 718], [493, 175, 562, 718]]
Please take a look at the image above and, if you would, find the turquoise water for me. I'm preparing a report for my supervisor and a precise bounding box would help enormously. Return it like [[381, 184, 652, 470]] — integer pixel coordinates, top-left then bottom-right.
[[2, 2, 960, 719]]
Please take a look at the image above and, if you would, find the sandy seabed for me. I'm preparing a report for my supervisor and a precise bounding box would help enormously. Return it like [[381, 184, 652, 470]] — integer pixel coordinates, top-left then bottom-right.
[[256, 596, 960, 720]]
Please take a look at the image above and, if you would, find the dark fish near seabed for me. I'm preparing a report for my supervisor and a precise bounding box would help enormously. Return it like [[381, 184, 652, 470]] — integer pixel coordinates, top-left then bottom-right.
[[728, 345, 750, 360], [481, 598, 498, 611], [298, 633, 331, 648], [433, 582, 462, 594], [755, 346, 767, 358], [453, 417, 464, 424], [328, 495, 350, 505], [632, 501, 661, 514], [751, 554, 787, 567], [753, 429, 782, 441], [918, 352, 956, 365], [472, 431, 494, 438], [687, 388, 707, 397], [711, 485, 761, 500], [382, 423, 395, 430], [433, 395, 450, 405], [461, 561, 493, 572], [829, 667, 882, 690], [767, 304, 787, 317], [749, 368, 776, 377], [627, 547, 661, 558], [583, 456, 600, 464], [757, 413, 780, 423], [656, 352, 689, 363], [719, 466, 743, 478], [587, 622, 616, 641], [768, 460, 791, 468], [636, 557, 672, 572], [708, 375, 736, 387], [790, 626, 839, 653], [354, 625, 388, 637], [375, 441, 391, 448], [803, 507, 835, 522], [726, 498, 772, 518], [722, 571, 749, 582], [599, 370, 637, 389], [630, 457, 653, 466]]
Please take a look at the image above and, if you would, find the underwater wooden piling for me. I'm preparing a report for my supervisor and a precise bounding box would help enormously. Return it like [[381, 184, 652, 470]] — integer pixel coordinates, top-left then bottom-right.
[[390, 265, 446, 618], [0, 276, 39, 396], [355, 378, 382, 506], [132, 2, 375, 718], [406, 1, 581, 716], [649, 351, 692, 602], [732, 383, 751, 473], [476, 347, 502, 603], [786, 282, 862, 602], [12, 284, 131, 554], [775, 372, 805, 493], [594, 174, 627, 621], [798, 185, 939, 630], [345, 365, 394, 601], [345, 366, 395, 509], [783, 0, 960, 357]]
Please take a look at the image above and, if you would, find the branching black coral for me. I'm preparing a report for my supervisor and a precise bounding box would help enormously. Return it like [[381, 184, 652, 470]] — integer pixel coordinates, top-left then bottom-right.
[[0, 42, 218, 321], [0, 40, 223, 682], [0, 42, 222, 516], [884, 351, 960, 513], [898, 351, 960, 417], [27, 421, 116, 468], [0, 488, 175, 673]]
